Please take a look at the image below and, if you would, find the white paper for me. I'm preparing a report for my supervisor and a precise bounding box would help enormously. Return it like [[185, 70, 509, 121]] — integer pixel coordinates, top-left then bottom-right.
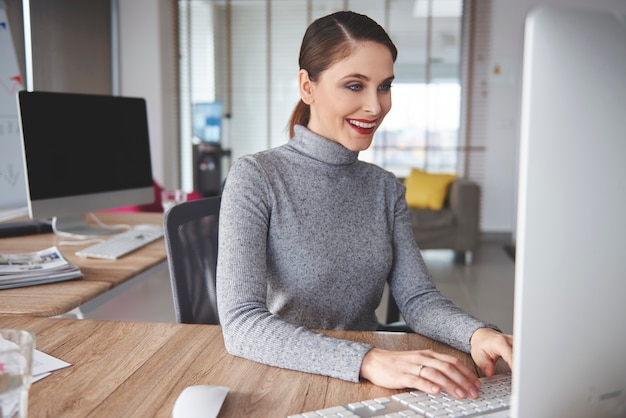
[[32, 349, 71, 383]]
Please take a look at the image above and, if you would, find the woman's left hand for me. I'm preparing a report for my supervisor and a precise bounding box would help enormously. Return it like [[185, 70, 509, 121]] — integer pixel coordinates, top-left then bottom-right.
[[469, 328, 513, 377]]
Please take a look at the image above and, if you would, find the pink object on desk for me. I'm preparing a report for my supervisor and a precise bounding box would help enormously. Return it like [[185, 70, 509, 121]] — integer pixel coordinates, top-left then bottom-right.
[[105, 181, 204, 213]]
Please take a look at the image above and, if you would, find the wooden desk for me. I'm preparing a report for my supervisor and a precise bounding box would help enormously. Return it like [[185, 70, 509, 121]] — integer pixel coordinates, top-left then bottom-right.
[[0, 316, 498, 418], [0, 212, 166, 316]]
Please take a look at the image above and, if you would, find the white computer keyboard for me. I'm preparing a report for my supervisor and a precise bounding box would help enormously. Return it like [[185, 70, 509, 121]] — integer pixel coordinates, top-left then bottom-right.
[[75, 224, 164, 260], [288, 373, 511, 418]]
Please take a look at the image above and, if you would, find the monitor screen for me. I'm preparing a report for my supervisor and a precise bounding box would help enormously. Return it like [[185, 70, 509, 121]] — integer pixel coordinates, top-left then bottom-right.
[[17, 91, 154, 237], [193, 101, 222, 143]]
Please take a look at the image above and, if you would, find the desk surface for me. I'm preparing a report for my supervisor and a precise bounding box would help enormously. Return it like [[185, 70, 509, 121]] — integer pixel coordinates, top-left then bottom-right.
[[0, 212, 166, 316], [0, 316, 498, 418]]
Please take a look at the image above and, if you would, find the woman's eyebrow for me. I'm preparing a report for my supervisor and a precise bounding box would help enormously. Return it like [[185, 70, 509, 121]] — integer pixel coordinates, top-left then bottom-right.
[[340, 73, 396, 82], [340, 73, 369, 81]]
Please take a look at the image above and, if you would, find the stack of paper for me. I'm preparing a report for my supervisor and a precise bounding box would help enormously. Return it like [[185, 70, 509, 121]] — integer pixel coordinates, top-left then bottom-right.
[[0, 246, 83, 290]]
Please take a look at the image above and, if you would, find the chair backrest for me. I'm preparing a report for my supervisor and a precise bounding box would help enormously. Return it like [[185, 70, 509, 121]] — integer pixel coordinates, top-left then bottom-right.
[[163, 195, 221, 324]]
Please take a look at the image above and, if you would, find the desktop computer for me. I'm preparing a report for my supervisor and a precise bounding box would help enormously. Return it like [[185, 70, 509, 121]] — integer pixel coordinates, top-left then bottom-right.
[[17, 91, 155, 238], [512, 3, 626, 416]]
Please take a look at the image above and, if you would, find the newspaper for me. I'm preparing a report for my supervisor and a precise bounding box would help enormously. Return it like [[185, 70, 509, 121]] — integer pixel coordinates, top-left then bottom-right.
[[0, 246, 83, 289]]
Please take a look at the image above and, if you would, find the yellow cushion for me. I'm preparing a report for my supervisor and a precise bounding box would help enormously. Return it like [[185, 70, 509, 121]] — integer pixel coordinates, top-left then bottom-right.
[[404, 168, 457, 210]]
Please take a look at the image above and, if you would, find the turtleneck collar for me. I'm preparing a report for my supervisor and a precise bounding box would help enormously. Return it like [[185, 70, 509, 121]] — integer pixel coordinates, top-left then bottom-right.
[[289, 125, 359, 166]]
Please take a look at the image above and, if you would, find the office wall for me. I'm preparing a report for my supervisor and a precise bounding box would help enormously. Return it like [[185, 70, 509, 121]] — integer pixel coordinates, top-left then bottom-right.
[[482, 0, 626, 237], [117, 0, 178, 190], [29, 0, 111, 94], [5, 0, 110, 94]]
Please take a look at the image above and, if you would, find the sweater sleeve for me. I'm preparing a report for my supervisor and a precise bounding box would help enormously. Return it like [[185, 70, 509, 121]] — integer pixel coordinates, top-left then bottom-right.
[[387, 180, 499, 353], [216, 157, 372, 382]]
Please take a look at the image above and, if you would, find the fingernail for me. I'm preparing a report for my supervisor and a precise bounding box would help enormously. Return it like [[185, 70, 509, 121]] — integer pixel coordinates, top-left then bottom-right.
[[469, 388, 479, 398], [455, 388, 465, 398]]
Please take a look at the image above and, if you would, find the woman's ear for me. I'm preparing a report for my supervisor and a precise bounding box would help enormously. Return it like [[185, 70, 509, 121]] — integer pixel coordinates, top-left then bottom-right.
[[299, 69, 314, 105]]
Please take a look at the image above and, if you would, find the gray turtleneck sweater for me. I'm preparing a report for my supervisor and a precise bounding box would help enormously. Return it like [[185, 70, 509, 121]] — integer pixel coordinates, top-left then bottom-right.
[[216, 125, 494, 382]]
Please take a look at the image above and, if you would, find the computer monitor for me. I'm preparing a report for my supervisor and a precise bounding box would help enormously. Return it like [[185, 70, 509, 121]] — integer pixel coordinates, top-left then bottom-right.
[[17, 91, 154, 238], [513, 3, 626, 417], [193, 101, 222, 143]]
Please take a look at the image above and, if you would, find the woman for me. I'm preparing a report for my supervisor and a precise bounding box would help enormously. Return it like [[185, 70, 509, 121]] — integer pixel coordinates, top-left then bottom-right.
[[216, 11, 513, 400]]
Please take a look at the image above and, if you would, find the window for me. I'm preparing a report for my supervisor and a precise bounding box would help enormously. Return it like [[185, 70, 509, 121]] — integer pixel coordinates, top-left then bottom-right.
[[363, 83, 462, 177], [361, 0, 464, 178]]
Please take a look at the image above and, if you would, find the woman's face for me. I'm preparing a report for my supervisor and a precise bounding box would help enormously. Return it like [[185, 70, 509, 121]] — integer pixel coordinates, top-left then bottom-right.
[[300, 41, 395, 152]]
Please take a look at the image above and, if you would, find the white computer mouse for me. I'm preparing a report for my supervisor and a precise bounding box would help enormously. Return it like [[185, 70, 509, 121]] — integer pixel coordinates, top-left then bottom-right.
[[172, 385, 229, 418]]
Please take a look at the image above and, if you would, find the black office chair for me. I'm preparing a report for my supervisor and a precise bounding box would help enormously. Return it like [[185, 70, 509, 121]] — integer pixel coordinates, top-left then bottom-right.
[[379, 300, 412, 332], [164, 195, 221, 324]]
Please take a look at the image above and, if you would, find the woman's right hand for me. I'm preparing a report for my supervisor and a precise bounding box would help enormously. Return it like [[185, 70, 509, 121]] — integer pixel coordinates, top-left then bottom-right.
[[360, 348, 482, 399]]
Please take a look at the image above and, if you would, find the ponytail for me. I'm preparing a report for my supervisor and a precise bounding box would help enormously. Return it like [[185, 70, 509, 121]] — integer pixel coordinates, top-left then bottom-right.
[[288, 99, 310, 138]]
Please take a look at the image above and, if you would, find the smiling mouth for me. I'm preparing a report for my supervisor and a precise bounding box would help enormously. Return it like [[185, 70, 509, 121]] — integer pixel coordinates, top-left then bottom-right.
[[348, 119, 377, 129]]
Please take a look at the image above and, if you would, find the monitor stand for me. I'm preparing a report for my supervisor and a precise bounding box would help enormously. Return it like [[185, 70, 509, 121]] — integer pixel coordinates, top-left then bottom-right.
[[51, 215, 121, 238]]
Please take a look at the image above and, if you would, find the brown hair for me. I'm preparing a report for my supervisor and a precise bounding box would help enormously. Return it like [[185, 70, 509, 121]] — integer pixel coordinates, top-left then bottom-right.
[[288, 11, 398, 138]]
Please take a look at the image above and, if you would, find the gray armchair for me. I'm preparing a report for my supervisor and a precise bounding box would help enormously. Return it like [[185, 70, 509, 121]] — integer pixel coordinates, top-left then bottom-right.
[[407, 178, 480, 265]]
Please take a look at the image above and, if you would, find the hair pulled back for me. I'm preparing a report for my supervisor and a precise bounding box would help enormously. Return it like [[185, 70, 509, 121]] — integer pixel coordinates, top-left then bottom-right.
[[288, 11, 398, 137]]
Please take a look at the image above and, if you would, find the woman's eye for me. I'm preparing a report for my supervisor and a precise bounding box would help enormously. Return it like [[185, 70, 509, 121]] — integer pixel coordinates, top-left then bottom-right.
[[378, 83, 392, 92], [346, 84, 362, 92]]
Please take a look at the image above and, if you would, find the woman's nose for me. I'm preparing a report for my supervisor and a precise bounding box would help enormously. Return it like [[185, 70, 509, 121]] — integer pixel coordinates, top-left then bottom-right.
[[362, 91, 382, 115]]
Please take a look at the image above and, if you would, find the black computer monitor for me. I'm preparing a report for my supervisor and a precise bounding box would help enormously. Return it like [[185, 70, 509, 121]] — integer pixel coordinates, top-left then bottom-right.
[[17, 91, 154, 238]]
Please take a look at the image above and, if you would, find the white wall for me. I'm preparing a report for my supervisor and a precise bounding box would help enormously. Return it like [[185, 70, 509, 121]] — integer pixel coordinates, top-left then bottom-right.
[[117, 0, 178, 190], [479, 0, 626, 236], [478, 0, 526, 234]]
